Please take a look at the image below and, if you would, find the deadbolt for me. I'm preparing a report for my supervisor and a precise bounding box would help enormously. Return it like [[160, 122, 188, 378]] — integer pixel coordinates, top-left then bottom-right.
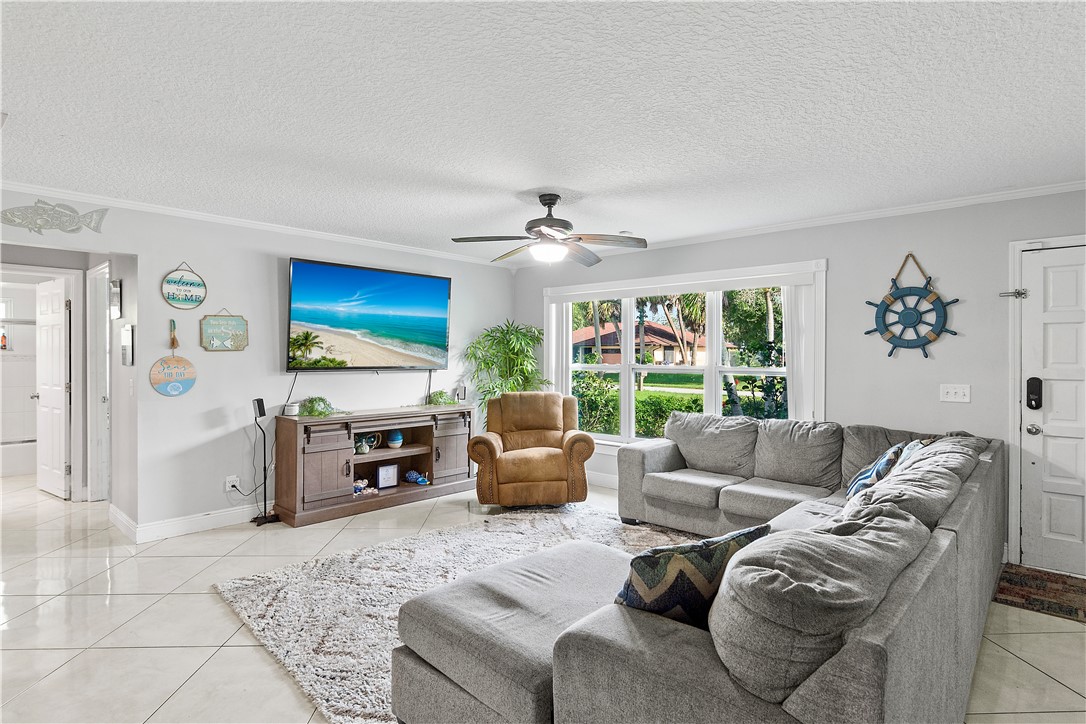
[[1026, 424, 1042, 436]]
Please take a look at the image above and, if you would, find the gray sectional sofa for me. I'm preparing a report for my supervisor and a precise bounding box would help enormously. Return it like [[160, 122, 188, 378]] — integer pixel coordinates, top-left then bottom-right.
[[391, 415, 1006, 724]]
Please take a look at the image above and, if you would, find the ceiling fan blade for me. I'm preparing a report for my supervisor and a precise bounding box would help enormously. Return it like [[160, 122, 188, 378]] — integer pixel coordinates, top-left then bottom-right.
[[561, 241, 602, 267], [538, 225, 571, 241], [452, 235, 532, 243], [573, 234, 648, 248], [491, 243, 535, 263]]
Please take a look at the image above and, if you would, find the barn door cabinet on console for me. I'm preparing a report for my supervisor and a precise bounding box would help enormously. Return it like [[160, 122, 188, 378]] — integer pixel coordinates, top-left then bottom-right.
[[274, 404, 474, 527]]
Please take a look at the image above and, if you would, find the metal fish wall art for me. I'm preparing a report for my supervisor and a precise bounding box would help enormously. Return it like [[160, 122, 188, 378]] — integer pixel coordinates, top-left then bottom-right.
[[1, 199, 109, 234]]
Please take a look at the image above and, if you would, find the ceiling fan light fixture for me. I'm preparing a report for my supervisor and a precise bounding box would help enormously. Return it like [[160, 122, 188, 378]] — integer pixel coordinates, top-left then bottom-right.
[[529, 241, 568, 263]]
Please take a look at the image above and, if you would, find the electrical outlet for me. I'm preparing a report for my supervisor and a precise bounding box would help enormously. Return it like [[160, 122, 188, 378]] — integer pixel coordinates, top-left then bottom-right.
[[224, 474, 240, 492], [939, 384, 971, 403]]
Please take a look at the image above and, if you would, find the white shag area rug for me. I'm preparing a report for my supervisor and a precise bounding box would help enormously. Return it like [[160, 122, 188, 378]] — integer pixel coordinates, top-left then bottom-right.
[[215, 505, 696, 724]]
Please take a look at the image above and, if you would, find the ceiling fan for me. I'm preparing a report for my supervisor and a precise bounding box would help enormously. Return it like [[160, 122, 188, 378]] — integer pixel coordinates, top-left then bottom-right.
[[452, 193, 647, 266]]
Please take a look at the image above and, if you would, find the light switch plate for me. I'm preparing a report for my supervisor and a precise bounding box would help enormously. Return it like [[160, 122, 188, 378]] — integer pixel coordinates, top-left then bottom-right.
[[939, 384, 971, 403]]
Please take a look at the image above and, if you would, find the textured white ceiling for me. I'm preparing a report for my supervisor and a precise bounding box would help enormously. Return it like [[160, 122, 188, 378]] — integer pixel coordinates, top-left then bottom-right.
[[2, 2, 1083, 261]]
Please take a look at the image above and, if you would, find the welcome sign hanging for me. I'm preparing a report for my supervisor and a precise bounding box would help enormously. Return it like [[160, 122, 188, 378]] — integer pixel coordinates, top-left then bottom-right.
[[161, 262, 207, 309]]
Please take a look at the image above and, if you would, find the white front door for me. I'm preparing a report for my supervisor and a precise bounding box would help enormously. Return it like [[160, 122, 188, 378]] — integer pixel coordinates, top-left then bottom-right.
[[1020, 244, 1086, 576], [35, 278, 69, 499]]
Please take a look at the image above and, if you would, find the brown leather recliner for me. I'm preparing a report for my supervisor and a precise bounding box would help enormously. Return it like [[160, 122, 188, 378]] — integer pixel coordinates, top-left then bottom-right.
[[468, 392, 595, 506]]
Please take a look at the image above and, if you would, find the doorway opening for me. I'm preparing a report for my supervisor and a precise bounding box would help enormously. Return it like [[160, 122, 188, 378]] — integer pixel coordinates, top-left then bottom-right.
[[0, 261, 106, 502]]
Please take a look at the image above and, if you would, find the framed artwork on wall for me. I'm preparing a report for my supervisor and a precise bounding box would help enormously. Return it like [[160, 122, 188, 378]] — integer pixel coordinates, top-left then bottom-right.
[[149, 354, 197, 396], [109, 280, 122, 320], [121, 324, 135, 366], [199, 314, 249, 351], [161, 263, 207, 310]]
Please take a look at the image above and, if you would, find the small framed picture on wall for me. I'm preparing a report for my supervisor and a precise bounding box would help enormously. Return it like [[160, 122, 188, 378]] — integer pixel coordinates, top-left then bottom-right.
[[376, 463, 399, 489], [121, 324, 135, 366]]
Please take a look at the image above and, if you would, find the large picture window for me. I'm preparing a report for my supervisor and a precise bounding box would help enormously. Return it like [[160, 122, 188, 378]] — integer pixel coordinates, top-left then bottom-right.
[[544, 261, 825, 442]]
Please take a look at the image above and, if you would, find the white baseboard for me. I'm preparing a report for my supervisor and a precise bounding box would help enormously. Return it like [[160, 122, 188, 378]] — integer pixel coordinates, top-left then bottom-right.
[[110, 500, 275, 544], [108, 505, 139, 542], [588, 471, 618, 490]]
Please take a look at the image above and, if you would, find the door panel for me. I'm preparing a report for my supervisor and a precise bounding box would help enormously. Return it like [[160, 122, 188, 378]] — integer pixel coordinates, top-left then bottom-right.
[[302, 448, 353, 510], [1021, 245, 1086, 575], [35, 279, 69, 499]]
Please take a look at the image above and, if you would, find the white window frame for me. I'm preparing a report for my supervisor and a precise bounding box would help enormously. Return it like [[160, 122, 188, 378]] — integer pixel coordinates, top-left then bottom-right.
[[543, 260, 826, 441]]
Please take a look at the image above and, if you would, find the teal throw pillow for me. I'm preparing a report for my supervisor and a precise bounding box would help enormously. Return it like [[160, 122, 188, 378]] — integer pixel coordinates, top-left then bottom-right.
[[845, 442, 906, 499], [615, 524, 771, 629]]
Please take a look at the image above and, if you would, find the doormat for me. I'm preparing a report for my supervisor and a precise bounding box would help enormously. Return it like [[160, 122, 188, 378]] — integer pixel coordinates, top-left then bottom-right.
[[994, 563, 1086, 623]]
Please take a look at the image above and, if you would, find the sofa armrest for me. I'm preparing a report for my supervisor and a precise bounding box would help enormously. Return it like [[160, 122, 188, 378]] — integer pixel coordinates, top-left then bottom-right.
[[468, 432, 504, 504], [618, 437, 685, 479], [553, 605, 794, 724], [562, 430, 595, 503], [617, 438, 685, 521]]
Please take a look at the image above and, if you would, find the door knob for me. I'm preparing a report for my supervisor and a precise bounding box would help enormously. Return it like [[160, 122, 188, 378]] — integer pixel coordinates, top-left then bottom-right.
[[1026, 424, 1042, 436], [29, 393, 39, 400]]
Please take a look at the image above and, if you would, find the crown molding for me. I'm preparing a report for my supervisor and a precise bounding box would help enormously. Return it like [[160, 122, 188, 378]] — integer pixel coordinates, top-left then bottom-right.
[[640, 181, 1086, 252], [6, 179, 1081, 272], [0, 181, 498, 268]]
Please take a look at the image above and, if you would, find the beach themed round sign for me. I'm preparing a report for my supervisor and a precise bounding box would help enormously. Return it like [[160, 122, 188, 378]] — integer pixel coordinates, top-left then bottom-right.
[[150, 355, 197, 397], [161, 263, 207, 310]]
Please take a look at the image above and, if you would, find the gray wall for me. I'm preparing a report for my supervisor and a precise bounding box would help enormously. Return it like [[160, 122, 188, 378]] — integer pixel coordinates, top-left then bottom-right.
[[514, 191, 1086, 441], [1, 188, 515, 527]]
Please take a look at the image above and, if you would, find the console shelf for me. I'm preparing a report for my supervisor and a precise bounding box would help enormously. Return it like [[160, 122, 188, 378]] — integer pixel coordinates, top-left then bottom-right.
[[352, 443, 431, 464], [274, 404, 474, 527]]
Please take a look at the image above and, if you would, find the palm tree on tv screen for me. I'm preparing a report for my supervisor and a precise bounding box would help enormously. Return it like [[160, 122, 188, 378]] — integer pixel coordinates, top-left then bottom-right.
[[290, 331, 323, 360]]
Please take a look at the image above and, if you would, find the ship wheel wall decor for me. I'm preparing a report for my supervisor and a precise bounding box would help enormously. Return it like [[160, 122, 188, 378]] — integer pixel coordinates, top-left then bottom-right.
[[864, 253, 959, 358]]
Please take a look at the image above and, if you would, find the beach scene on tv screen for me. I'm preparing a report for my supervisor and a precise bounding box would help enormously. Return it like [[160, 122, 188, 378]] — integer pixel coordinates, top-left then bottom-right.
[[288, 261, 450, 369]]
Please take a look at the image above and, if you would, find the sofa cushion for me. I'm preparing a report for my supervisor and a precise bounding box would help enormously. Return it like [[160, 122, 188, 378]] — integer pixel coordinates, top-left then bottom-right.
[[893, 435, 988, 480], [840, 424, 941, 483], [768, 500, 846, 532], [643, 469, 744, 509], [845, 442, 906, 499], [495, 447, 565, 483], [615, 524, 770, 629], [708, 502, 930, 703], [398, 540, 631, 723], [846, 437, 986, 529], [664, 412, 759, 477], [754, 419, 843, 489], [718, 477, 832, 520]]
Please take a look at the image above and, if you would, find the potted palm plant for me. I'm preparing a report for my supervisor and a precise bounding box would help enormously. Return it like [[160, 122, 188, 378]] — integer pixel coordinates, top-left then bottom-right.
[[464, 320, 549, 408]]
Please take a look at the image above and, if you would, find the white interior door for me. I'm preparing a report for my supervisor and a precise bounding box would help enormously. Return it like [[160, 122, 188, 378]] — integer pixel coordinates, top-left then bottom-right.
[[1020, 244, 1086, 576], [35, 278, 69, 499], [86, 264, 111, 501]]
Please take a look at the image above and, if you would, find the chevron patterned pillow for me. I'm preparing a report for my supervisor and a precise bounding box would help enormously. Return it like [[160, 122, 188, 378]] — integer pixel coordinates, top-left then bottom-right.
[[845, 441, 908, 499], [615, 524, 771, 629]]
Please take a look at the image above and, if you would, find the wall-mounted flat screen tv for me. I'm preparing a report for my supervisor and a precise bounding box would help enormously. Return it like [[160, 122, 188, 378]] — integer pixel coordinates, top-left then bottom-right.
[[287, 258, 451, 371]]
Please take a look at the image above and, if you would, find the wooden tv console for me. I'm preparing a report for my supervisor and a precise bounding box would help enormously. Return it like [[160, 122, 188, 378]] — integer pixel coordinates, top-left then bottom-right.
[[274, 404, 474, 527]]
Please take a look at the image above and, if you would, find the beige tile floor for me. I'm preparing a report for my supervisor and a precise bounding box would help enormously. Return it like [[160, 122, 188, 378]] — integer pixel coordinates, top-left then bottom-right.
[[0, 473, 1083, 723]]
